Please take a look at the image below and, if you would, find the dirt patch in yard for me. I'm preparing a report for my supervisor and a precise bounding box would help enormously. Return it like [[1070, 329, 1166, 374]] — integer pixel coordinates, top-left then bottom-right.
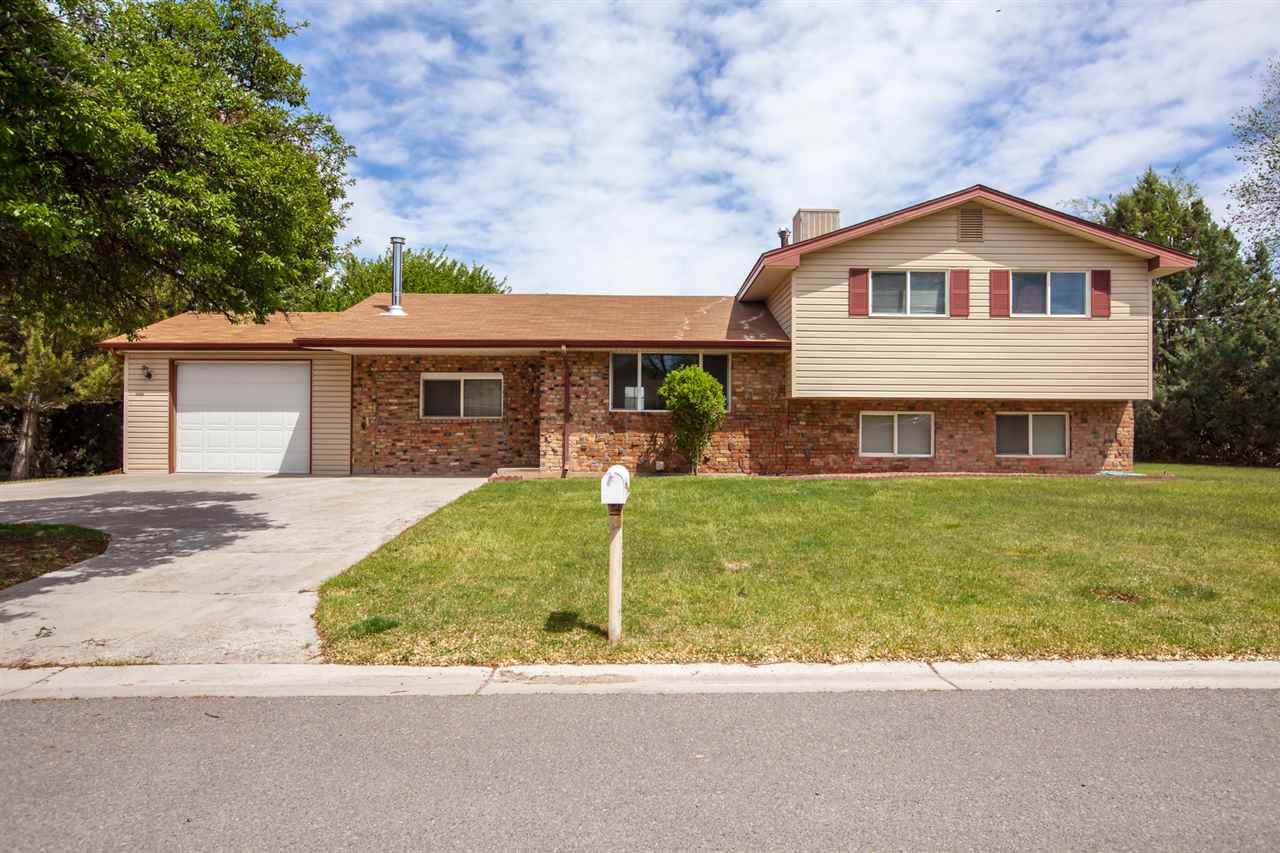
[[0, 523, 110, 591]]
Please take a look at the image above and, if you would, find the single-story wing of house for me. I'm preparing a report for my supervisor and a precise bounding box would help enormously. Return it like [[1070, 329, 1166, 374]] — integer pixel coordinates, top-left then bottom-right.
[[100, 185, 1195, 477]]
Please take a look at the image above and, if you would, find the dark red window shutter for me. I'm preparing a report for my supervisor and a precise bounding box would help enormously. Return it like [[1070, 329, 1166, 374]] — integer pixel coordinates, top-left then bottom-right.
[[989, 269, 1010, 317], [1091, 269, 1111, 317], [949, 269, 970, 317], [848, 268, 869, 316]]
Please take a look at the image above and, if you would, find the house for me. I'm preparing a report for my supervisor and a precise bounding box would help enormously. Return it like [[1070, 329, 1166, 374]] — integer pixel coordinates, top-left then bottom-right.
[[100, 185, 1196, 477]]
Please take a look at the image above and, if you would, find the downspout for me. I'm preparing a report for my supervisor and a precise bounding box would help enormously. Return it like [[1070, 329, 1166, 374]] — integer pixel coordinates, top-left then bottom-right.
[[561, 345, 571, 478]]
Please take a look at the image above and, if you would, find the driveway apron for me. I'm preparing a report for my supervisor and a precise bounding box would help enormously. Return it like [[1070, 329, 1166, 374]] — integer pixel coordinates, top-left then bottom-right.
[[0, 474, 484, 665]]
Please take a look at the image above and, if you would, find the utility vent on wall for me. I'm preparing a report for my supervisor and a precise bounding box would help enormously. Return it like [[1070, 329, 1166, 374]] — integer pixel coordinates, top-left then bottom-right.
[[957, 206, 984, 241]]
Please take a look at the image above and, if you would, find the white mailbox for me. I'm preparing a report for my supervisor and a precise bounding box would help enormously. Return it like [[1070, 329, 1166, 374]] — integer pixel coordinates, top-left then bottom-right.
[[600, 464, 631, 506]]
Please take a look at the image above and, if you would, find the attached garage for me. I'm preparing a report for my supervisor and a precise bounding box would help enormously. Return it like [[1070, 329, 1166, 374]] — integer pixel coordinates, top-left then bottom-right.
[[175, 362, 311, 474], [106, 315, 352, 475]]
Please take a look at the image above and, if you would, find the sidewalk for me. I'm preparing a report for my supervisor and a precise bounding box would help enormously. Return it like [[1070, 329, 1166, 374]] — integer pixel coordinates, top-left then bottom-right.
[[4, 660, 1280, 700]]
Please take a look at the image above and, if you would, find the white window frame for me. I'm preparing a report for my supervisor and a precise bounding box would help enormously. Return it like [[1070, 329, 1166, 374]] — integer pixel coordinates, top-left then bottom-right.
[[995, 412, 1071, 457], [858, 411, 935, 457], [1010, 271, 1090, 317], [419, 372, 504, 420], [608, 352, 732, 414], [869, 270, 950, 317]]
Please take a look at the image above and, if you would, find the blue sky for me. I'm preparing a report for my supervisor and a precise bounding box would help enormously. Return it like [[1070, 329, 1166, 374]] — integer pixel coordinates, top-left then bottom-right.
[[283, 0, 1276, 295]]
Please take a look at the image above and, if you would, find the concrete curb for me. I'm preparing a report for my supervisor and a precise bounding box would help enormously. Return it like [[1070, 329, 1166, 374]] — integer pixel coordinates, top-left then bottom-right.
[[3, 660, 1280, 700]]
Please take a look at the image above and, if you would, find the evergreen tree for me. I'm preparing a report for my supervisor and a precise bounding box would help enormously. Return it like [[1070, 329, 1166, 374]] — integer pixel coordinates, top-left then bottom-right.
[[1082, 170, 1280, 465], [0, 318, 117, 480]]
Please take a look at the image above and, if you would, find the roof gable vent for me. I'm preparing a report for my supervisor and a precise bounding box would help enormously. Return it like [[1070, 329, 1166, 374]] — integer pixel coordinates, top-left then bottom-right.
[[957, 205, 984, 241]]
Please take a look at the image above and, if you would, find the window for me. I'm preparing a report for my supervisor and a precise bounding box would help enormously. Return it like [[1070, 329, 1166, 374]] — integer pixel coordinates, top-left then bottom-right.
[[420, 373, 503, 418], [859, 412, 934, 457], [609, 352, 730, 412], [995, 413, 1069, 456], [870, 271, 947, 316], [1011, 272, 1087, 316]]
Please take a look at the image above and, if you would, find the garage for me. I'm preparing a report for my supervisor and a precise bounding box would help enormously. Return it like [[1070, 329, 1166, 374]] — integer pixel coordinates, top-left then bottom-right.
[[174, 362, 311, 474]]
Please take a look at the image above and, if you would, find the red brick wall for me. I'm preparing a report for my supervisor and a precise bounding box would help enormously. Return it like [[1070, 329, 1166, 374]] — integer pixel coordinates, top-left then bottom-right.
[[783, 397, 1133, 475], [351, 355, 540, 474], [538, 351, 789, 475], [537, 351, 1133, 475], [351, 350, 1133, 475]]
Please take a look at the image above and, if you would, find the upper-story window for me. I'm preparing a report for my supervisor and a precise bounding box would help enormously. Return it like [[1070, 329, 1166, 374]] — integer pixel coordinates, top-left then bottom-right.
[[609, 352, 730, 412], [871, 271, 947, 316], [1012, 271, 1087, 316]]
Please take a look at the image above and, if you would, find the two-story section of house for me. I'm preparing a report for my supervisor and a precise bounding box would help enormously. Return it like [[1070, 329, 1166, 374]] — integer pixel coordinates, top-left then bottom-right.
[[103, 185, 1194, 477], [736, 185, 1195, 474]]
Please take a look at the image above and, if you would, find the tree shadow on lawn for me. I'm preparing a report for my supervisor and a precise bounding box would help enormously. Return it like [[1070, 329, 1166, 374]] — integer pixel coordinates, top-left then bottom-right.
[[544, 610, 607, 638]]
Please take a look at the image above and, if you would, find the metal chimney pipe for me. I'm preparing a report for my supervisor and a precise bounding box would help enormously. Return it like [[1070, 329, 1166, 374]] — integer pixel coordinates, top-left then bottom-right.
[[386, 236, 407, 316]]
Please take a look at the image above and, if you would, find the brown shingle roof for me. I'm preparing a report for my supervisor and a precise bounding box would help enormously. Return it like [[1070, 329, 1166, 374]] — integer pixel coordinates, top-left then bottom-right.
[[100, 312, 336, 350], [101, 295, 790, 350], [295, 294, 788, 348]]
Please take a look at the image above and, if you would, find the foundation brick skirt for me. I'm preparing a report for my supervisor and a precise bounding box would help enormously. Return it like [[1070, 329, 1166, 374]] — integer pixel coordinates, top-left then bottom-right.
[[352, 351, 1134, 476]]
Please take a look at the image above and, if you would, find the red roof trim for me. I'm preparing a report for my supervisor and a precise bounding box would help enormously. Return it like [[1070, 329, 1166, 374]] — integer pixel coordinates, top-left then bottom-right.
[[292, 337, 790, 351], [737, 184, 1197, 299], [99, 341, 305, 352], [102, 337, 791, 352]]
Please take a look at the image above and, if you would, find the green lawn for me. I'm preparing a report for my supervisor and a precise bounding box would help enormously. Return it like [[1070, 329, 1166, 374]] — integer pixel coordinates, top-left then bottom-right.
[[0, 523, 110, 591], [316, 464, 1280, 664]]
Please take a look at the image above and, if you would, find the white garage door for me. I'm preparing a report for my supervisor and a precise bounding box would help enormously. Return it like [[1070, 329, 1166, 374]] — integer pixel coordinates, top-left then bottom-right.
[[175, 362, 310, 474]]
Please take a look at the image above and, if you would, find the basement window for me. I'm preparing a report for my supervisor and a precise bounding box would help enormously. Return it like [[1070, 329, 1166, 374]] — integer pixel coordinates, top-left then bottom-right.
[[859, 412, 934, 457], [996, 413, 1069, 457], [420, 373, 503, 419], [609, 353, 730, 412]]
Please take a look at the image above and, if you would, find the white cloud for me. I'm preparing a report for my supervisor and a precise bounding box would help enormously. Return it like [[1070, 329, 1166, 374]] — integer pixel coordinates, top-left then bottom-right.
[[286, 0, 1277, 295]]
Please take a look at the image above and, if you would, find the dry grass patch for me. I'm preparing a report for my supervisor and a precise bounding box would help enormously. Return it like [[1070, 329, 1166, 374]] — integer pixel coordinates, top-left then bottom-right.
[[0, 523, 109, 590]]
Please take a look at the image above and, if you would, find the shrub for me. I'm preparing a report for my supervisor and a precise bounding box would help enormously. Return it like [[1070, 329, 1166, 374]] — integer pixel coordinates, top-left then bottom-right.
[[658, 365, 726, 474]]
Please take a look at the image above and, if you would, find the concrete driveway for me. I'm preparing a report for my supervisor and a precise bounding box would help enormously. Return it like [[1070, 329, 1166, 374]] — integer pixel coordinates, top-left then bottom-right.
[[0, 474, 486, 665]]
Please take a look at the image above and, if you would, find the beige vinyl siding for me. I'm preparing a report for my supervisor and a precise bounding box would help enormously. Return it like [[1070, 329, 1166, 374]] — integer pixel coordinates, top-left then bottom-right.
[[122, 355, 170, 473], [766, 275, 794, 397], [790, 205, 1153, 400], [123, 351, 352, 475], [309, 354, 353, 474], [766, 274, 793, 335]]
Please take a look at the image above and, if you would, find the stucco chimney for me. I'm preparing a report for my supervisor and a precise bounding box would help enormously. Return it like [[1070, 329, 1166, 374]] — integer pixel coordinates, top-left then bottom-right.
[[792, 209, 841, 243]]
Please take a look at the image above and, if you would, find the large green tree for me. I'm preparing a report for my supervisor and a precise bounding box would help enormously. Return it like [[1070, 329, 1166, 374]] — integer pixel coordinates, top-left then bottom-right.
[[0, 318, 118, 480], [1081, 169, 1280, 465], [0, 0, 352, 332], [292, 246, 509, 312], [1231, 58, 1280, 255]]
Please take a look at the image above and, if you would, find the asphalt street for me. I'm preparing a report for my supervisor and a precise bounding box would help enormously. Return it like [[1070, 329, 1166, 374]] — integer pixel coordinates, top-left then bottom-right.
[[3, 690, 1278, 851]]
